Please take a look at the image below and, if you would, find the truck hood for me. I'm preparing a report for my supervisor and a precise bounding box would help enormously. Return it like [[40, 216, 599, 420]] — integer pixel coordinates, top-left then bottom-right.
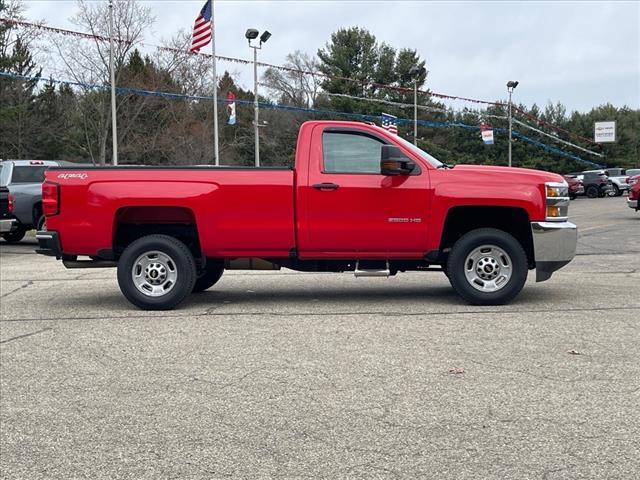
[[451, 164, 565, 184]]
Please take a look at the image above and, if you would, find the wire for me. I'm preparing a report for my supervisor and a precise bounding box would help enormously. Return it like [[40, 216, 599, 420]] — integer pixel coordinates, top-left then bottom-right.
[[1, 16, 602, 146], [512, 119, 604, 157], [0, 70, 599, 166]]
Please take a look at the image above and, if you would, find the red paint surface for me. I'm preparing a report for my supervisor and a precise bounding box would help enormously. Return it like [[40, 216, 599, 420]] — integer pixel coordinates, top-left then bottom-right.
[[44, 121, 562, 259]]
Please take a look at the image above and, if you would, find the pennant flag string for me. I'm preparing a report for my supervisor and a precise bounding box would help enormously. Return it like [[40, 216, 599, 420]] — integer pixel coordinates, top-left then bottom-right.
[[0, 70, 601, 167], [1, 16, 599, 147], [512, 119, 604, 157]]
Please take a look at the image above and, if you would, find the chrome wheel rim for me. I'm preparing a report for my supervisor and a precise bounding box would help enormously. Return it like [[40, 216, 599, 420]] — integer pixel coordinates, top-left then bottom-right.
[[464, 245, 513, 292], [131, 250, 178, 297]]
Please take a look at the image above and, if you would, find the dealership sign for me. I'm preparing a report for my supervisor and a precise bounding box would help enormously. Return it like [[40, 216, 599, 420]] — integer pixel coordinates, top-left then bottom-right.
[[594, 121, 616, 143]]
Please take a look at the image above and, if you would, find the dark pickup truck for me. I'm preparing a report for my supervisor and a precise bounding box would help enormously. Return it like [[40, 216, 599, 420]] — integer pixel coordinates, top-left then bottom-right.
[[0, 185, 15, 235]]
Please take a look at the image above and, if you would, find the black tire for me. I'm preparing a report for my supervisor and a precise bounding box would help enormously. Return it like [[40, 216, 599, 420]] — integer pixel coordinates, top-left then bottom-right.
[[446, 228, 528, 305], [117, 234, 196, 310], [193, 260, 224, 292], [586, 185, 599, 198], [611, 185, 622, 197], [569, 193, 577, 200], [2, 228, 26, 243]]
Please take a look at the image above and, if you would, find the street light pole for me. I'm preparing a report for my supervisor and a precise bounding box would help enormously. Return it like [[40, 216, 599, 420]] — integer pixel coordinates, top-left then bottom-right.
[[506, 80, 519, 168], [246, 29, 271, 167], [108, 0, 118, 165], [252, 44, 259, 167]]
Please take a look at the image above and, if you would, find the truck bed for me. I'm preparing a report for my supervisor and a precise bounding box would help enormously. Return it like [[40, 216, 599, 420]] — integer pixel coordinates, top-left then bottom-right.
[[45, 166, 296, 258]]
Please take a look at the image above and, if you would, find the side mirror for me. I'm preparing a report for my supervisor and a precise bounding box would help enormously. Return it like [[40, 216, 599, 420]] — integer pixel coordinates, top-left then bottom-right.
[[380, 145, 416, 175]]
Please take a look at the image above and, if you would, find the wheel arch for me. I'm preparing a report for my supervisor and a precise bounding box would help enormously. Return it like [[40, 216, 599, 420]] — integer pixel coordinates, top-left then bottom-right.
[[439, 206, 535, 268], [112, 206, 202, 261]]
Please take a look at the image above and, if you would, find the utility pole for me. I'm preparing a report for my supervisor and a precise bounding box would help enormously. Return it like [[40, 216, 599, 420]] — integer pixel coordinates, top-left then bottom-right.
[[506, 80, 519, 167], [108, 0, 118, 166], [413, 79, 418, 145], [246, 29, 271, 167]]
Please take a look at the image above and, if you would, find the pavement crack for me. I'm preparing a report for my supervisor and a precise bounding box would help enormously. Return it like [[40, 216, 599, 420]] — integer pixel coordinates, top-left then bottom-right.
[[0, 327, 53, 344], [2, 305, 639, 323], [0, 280, 33, 298]]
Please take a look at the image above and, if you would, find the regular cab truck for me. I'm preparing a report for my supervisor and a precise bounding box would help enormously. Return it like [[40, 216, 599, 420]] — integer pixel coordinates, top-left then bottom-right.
[[35, 121, 577, 310]]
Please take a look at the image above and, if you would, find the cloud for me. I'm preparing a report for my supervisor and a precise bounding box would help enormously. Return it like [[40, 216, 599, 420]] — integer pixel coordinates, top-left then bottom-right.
[[25, 0, 640, 112]]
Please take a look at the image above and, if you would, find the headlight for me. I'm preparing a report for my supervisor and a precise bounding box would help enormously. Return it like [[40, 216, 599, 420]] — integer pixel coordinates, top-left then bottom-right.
[[546, 184, 568, 198], [545, 181, 569, 221]]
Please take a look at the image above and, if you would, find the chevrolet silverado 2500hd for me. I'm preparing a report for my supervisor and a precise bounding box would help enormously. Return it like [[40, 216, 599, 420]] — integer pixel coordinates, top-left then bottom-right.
[[35, 121, 577, 310]]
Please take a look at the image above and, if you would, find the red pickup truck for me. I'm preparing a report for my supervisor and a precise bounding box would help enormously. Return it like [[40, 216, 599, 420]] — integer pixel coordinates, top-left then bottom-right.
[[36, 121, 577, 310]]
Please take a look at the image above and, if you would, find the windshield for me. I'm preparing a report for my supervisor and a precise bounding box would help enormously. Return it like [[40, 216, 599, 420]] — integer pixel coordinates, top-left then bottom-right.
[[392, 134, 444, 168]]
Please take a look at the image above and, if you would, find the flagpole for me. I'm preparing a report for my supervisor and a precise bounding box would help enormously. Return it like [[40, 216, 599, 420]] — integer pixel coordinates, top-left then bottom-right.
[[211, 0, 219, 165], [108, 0, 118, 165]]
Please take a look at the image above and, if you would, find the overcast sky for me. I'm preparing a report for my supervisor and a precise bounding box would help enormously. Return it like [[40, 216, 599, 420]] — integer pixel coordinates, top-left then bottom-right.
[[23, 0, 640, 113]]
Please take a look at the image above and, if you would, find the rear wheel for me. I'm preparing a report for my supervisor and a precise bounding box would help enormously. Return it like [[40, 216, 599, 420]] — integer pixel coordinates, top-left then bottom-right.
[[610, 184, 621, 197], [193, 260, 224, 292], [446, 228, 528, 305], [117, 234, 196, 310], [586, 185, 599, 198], [2, 228, 26, 243]]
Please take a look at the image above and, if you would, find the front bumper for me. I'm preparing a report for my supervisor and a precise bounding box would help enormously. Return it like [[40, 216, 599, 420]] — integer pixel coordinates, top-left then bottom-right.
[[628, 198, 638, 210], [531, 221, 577, 282], [35, 230, 62, 257], [0, 218, 15, 233]]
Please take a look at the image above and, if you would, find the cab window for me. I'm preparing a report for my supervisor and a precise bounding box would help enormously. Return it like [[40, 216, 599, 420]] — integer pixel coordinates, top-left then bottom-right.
[[322, 131, 383, 174]]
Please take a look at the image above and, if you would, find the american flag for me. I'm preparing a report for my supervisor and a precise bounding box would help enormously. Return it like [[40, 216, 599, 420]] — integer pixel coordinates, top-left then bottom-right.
[[190, 0, 213, 53], [381, 113, 398, 135]]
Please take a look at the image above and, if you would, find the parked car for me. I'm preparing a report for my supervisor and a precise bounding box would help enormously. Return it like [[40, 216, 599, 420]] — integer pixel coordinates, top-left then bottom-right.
[[563, 175, 583, 200], [36, 120, 578, 310], [581, 169, 629, 197], [625, 169, 640, 179], [628, 176, 639, 211], [0, 159, 64, 243], [578, 171, 613, 198]]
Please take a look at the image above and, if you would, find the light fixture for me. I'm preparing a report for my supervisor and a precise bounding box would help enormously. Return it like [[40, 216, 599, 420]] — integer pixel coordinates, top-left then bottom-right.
[[259, 31, 271, 44], [245, 28, 259, 40]]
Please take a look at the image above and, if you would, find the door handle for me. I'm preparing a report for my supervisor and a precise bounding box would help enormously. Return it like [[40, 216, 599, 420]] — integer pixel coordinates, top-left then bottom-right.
[[312, 182, 340, 190]]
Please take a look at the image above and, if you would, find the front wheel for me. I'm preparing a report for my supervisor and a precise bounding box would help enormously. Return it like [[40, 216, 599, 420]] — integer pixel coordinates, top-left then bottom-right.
[[446, 228, 528, 305], [117, 234, 196, 310]]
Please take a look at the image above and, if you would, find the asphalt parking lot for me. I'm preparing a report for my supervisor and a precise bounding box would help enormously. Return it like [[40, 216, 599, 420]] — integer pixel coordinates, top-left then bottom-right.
[[1, 196, 639, 479]]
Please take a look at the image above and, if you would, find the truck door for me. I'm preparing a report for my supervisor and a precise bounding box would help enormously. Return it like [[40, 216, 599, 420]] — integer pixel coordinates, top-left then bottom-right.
[[300, 127, 430, 256]]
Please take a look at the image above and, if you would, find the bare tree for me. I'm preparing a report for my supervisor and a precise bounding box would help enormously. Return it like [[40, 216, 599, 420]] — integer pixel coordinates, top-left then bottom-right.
[[262, 51, 321, 108], [154, 29, 214, 96], [48, 0, 154, 165]]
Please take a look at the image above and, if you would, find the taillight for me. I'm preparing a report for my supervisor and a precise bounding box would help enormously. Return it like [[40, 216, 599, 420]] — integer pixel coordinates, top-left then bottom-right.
[[42, 182, 59, 216], [7, 193, 14, 214]]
